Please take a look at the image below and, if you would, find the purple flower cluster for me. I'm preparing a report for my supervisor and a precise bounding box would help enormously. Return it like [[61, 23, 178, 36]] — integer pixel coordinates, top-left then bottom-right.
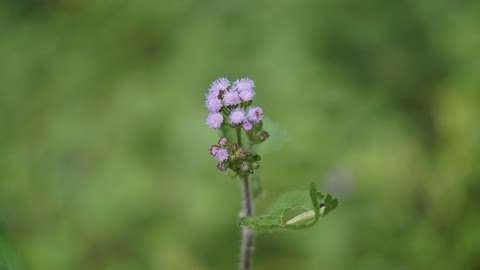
[[209, 137, 261, 174], [205, 77, 263, 130], [205, 77, 268, 174], [209, 137, 231, 171]]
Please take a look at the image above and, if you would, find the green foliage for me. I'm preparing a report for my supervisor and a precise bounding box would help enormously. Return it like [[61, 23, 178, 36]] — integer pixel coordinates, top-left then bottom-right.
[[239, 183, 338, 232], [0, 227, 20, 270]]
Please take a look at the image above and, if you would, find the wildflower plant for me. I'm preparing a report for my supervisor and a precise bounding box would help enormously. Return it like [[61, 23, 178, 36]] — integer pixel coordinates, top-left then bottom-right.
[[204, 77, 339, 270]]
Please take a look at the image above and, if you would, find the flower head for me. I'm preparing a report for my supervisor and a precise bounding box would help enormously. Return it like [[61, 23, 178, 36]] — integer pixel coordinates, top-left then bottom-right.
[[205, 77, 268, 175], [214, 148, 229, 162], [233, 78, 255, 102], [247, 106, 264, 123], [242, 121, 253, 131], [209, 78, 230, 95], [229, 108, 246, 125], [223, 90, 241, 106], [239, 88, 255, 102], [233, 78, 254, 92], [207, 113, 224, 129], [205, 94, 223, 112], [210, 145, 220, 156]]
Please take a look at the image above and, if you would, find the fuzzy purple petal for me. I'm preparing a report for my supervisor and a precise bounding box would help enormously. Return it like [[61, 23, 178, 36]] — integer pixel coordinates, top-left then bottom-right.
[[247, 106, 264, 123], [209, 78, 230, 94], [239, 88, 255, 101], [214, 148, 229, 162], [229, 108, 246, 125], [205, 95, 223, 112], [233, 78, 255, 92], [207, 113, 224, 129], [242, 121, 253, 131], [223, 90, 241, 106]]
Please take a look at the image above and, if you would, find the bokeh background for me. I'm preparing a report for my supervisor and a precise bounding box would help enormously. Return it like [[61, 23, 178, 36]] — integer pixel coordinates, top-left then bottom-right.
[[1, 0, 480, 269]]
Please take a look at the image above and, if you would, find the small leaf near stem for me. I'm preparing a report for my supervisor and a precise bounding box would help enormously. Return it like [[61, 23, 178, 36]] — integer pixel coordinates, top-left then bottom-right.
[[239, 183, 339, 232]]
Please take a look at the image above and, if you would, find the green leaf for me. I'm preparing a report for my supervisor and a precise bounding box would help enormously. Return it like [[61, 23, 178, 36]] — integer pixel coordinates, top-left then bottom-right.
[[239, 182, 338, 232]]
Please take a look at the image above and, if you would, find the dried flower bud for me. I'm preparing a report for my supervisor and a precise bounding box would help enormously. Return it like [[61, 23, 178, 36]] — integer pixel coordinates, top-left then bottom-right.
[[256, 130, 269, 142], [217, 162, 227, 171], [240, 162, 251, 172]]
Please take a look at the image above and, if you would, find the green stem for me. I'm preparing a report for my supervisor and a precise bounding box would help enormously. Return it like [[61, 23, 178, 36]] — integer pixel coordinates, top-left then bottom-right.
[[237, 127, 255, 270], [236, 127, 243, 147]]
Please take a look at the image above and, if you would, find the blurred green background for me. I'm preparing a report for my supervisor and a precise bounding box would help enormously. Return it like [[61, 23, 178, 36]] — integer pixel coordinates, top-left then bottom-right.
[[1, 0, 480, 269]]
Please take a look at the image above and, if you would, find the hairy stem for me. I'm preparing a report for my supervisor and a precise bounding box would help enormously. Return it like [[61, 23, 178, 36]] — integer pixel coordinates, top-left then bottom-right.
[[236, 127, 243, 147], [237, 128, 255, 270]]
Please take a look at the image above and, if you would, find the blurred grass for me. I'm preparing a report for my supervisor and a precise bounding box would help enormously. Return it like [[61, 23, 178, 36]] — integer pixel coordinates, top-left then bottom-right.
[[1, 0, 480, 269]]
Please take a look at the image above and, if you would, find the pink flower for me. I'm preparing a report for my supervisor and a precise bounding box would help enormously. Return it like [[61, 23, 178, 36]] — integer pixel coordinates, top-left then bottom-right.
[[207, 113, 224, 129], [243, 121, 253, 131], [210, 145, 220, 156], [223, 90, 241, 106], [247, 106, 264, 123], [209, 78, 230, 95], [229, 108, 246, 125], [205, 94, 223, 112], [233, 78, 255, 101], [214, 148, 229, 162]]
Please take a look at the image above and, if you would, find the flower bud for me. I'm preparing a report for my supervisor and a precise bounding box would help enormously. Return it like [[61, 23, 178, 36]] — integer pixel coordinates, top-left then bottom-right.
[[217, 162, 227, 171], [218, 137, 228, 146], [234, 148, 247, 160], [240, 161, 251, 173], [251, 162, 260, 170], [209, 145, 220, 156], [256, 130, 269, 143]]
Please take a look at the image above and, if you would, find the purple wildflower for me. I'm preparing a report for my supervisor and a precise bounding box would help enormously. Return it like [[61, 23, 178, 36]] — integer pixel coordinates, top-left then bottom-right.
[[205, 94, 223, 112], [233, 78, 255, 102], [209, 78, 230, 95], [223, 90, 241, 106], [229, 108, 246, 125], [243, 121, 253, 131], [210, 145, 220, 156], [207, 113, 224, 129], [233, 78, 254, 92], [247, 106, 264, 123], [239, 89, 255, 102], [214, 148, 229, 162]]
